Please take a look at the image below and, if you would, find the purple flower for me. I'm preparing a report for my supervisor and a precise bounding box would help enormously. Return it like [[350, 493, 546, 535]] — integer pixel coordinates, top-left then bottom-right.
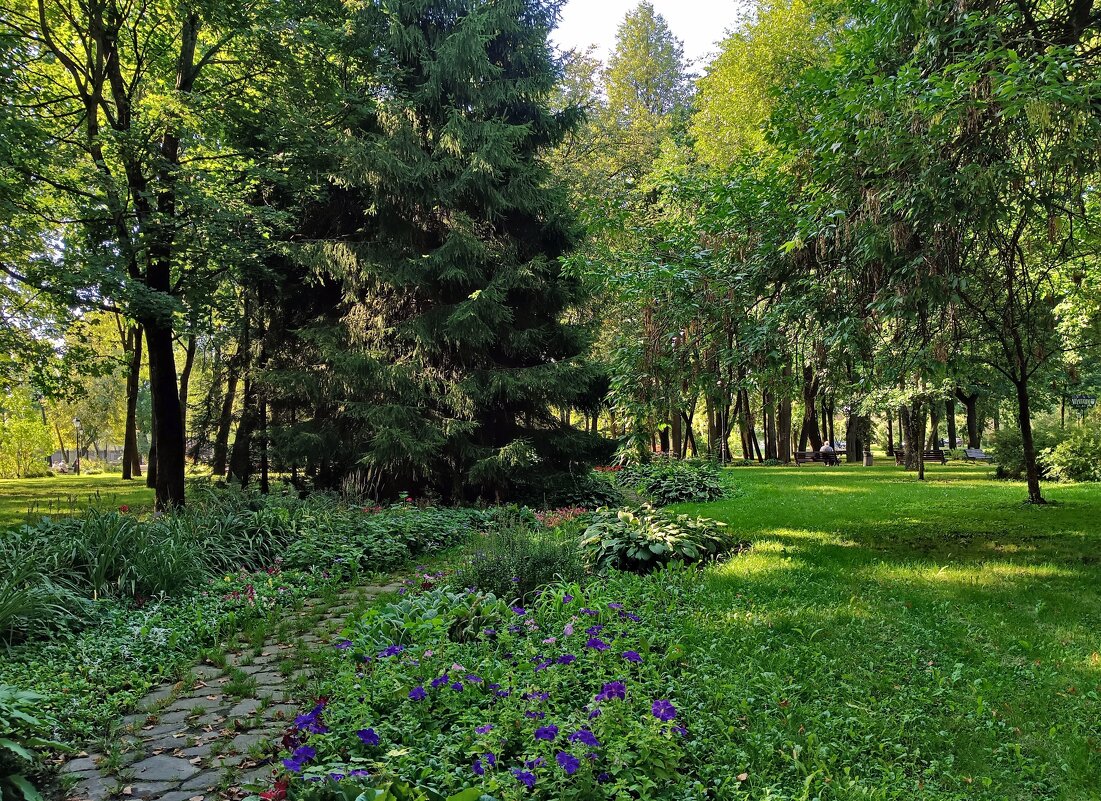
[[535, 659, 552, 671], [473, 758, 485, 776], [485, 752, 497, 766], [595, 681, 625, 702], [557, 653, 576, 665], [569, 729, 600, 747], [588, 707, 602, 720], [408, 685, 427, 701], [294, 704, 328, 734], [465, 673, 483, 683], [523, 691, 549, 702], [282, 744, 316, 773], [672, 724, 688, 736], [476, 724, 494, 734], [495, 688, 512, 698], [619, 611, 641, 622], [651, 699, 677, 722], [511, 577, 521, 583], [508, 625, 523, 634], [378, 644, 404, 658], [511, 606, 527, 616], [556, 751, 580, 775], [348, 769, 370, 778], [562, 594, 574, 603], [586, 637, 610, 651], [580, 608, 598, 616], [512, 768, 537, 788], [431, 674, 449, 689], [525, 710, 546, 719], [483, 627, 497, 638], [622, 650, 642, 663], [608, 602, 623, 610], [597, 772, 612, 783], [334, 639, 353, 650], [450, 681, 464, 692], [357, 728, 380, 746], [525, 757, 545, 769], [534, 725, 559, 741], [585, 624, 605, 636]]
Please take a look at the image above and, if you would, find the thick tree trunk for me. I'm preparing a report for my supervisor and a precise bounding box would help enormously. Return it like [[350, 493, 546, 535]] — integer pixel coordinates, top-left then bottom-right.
[[145, 323, 185, 508], [259, 397, 270, 495], [777, 393, 792, 463], [899, 402, 928, 477], [146, 403, 157, 489], [764, 389, 778, 461], [926, 403, 940, 450], [801, 366, 822, 452], [946, 398, 958, 450], [229, 376, 259, 486], [845, 414, 865, 462], [886, 409, 895, 456], [956, 391, 980, 448], [670, 407, 682, 458], [122, 325, 143, 480]]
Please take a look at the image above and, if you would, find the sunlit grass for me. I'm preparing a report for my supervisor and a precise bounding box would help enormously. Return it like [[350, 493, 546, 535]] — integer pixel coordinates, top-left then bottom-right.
[[0, 474, 154, 531]]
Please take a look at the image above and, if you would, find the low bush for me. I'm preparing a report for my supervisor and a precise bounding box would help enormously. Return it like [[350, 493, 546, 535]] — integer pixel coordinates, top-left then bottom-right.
[[1043, 424, 1101, 482], [991, 425, 1064, 480], [579, 506, 739, 573], [449, 525, 587, 601], [0, 684, 64, 801], [615, 460, 724, 505]]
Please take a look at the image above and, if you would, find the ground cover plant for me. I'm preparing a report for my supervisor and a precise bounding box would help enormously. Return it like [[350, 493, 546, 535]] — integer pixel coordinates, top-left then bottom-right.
[[614, 460, 726, 506], [579, 505, 741, 573], [269, 464, 1101, 800]]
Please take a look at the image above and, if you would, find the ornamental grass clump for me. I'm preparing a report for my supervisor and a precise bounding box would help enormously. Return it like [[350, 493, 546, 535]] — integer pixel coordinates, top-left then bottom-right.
[[272, 575, 695, 799]]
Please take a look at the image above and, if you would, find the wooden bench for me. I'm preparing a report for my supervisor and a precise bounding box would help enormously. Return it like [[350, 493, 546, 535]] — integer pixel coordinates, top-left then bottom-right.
[[895, 449, 947, 466], [963, 448, 992, 462], [795, 449, 846, 466]]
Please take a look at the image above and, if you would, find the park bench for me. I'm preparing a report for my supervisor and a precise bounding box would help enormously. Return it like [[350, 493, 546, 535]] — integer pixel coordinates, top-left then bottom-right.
[[963, 448, 992, 462], [795, 449, 846, 466], [894, 449, 947, 466]]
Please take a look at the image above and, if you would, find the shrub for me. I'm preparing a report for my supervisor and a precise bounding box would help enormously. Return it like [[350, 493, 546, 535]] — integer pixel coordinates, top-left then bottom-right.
[[516, 471, 625, 509], [991, 425, 1064, 480], [616, 459, 725, 505], [1043, 424, 1101, 482], [0, 548, 86, 645], [450, 524, 587, 601], [0, 684, 65, 801], [579, 506, 739, 573]]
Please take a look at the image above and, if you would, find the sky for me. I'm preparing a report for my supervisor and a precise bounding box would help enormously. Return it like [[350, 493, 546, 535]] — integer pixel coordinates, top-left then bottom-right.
[[552, 0, 750, 68]]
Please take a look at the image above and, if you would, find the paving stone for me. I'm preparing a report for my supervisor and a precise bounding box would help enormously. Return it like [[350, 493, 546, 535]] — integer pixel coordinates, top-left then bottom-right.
[[166, 695, 226, 713], [239, 766, 277, 787], [156, 792, 205, 801], [121, 712, 153, 730], [178, 770, 221, 792], [250, 671, 283, 687], [229, 732, 270, 753], [68, 773, 112, 801], [139, 685, 177, 711], [122, 781, 177, 799], [154, 709, 194, 725], [193, 664, 223, 679], [263, 704, 298, 721], [138, 722, 188, 740], [130, 755, 202, 782], [228, 698, 264, 717], [237, 663, 274, 676], [180, 742, 214, 759], [60, 756, 101, 775]]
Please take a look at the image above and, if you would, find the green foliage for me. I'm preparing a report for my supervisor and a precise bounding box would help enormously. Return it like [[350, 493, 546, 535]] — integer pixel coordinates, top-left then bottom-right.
[[579, 506, 737, 572], [616, 460, 725, 505], [991, 426, 1064, 481], [291, 778, 491, 801], [354, 588, 511, 649], [0, 390, 53, 480], [449, 524, 587, 601], [0, 685, 64, 801], [1043, 424, 1101, 483]]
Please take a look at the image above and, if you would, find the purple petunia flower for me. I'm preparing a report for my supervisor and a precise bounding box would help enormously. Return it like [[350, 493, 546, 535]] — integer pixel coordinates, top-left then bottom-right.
[[473, 758, 485, 776], [465, 673, 483, 683], [523, 691, 550, 702], [525, 710, 546, 719], [622, 650, 642, 663], [562, 594, 574, 603], [556, 751, 581, 775], [597, 772, 612, 783], [378, 644, 404, 658], [557, 653, 576, 665], [408, 685, 427, 701], [580, 608, 598, 616], [511, 577, 521, 583], [511, 606, 527, 616], [588, 707, 602, 720], [335, 639, 353, 650], [586, 637, 610, 651], [535, 659, 553, 671], [651, 699, 677, 722], [476, 724, 494, 734], [508, 625, 523, 634], [569, 729, 601, 747], [431, 674, 449, 689], [594, 681, 626, 702], [619, 611, 641, 622], [282, 744, 317, 773], [357, 728, 380, 746], [294, 704, 328, 735], [348, 769, 370, 778], [450, 681, 464, 692], [525, 757, 545, 769], [585, 624, 605, 636], [512, 768, 537, 788], [495, 688, 512, 698], [672, 724, 688, 736], [608, 602, 623, 610], [534, 725, 559, 741]]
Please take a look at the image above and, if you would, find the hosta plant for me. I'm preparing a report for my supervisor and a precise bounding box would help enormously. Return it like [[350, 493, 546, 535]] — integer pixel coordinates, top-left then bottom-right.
[[615, 460, 725, 505], [579, 506, 736, 573], [0, 685, 66, 801]]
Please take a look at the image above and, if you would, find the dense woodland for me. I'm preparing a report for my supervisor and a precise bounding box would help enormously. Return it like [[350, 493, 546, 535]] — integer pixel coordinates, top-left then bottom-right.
[[2, 0, 1101, 509]]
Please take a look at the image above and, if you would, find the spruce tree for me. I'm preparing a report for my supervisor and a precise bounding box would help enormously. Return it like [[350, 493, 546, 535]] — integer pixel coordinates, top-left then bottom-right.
[[265, 0, 606, 501]]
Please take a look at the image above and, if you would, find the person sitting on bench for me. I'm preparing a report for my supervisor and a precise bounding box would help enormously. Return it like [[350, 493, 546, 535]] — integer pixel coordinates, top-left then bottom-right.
[[819, 441, 838, 466]]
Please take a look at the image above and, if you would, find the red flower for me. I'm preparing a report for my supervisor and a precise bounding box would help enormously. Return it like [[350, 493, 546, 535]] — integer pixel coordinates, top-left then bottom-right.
[[260, 778, 289, 801], [118, 504, 130, 513]]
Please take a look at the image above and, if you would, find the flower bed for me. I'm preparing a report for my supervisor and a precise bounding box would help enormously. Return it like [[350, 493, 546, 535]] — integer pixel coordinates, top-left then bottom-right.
[[270, 569, 708, 800]]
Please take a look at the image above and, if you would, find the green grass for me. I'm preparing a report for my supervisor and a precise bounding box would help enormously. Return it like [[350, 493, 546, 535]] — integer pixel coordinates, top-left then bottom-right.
[[670, 463, 1101, 799], [0, 474, 154, 531]]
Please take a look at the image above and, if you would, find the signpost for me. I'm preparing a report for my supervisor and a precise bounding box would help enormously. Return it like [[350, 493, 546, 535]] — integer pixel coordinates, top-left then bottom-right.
[[1070, 394, 1097, 410]]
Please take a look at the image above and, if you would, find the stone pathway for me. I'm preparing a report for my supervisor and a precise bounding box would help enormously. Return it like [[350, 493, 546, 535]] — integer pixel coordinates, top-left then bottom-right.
[[59, 583, 402, 801]]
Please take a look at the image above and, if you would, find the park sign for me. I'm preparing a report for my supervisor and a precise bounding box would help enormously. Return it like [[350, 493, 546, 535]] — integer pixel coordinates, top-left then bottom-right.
[[1070, 394, 1097, 410]]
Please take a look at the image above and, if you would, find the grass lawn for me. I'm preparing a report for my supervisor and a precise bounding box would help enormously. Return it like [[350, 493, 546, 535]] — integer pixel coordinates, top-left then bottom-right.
[[0, 474, 154, 531], [669, 462, 1101, 799]]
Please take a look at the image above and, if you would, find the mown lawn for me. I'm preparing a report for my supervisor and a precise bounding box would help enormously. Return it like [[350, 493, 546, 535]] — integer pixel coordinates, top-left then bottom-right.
[[0, 474, 154, 531], [670, 463, 1101, 799]]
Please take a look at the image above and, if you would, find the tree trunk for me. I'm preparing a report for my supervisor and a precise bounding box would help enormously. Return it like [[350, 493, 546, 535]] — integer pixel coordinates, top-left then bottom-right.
[[777, 392, 792, 463], [900, 402, 927, 477], [764, 389, 778, 461], [1013, 377, 1045, 504], [229, 376, 259, 486], [886, 409, 895, 456], [212, 353, 241, 477], [145, 323, 185, 508], [178, 334, 197, 439], [946, 398, 958, 450], [801, 366, 822, 452], [956, 391, 980, 448], [122, 326, 143, 480], [146, 402, 157, 489], [259, 396, 270, 495], [670, 407, 682, 459], [926, 403, 940, 450]]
